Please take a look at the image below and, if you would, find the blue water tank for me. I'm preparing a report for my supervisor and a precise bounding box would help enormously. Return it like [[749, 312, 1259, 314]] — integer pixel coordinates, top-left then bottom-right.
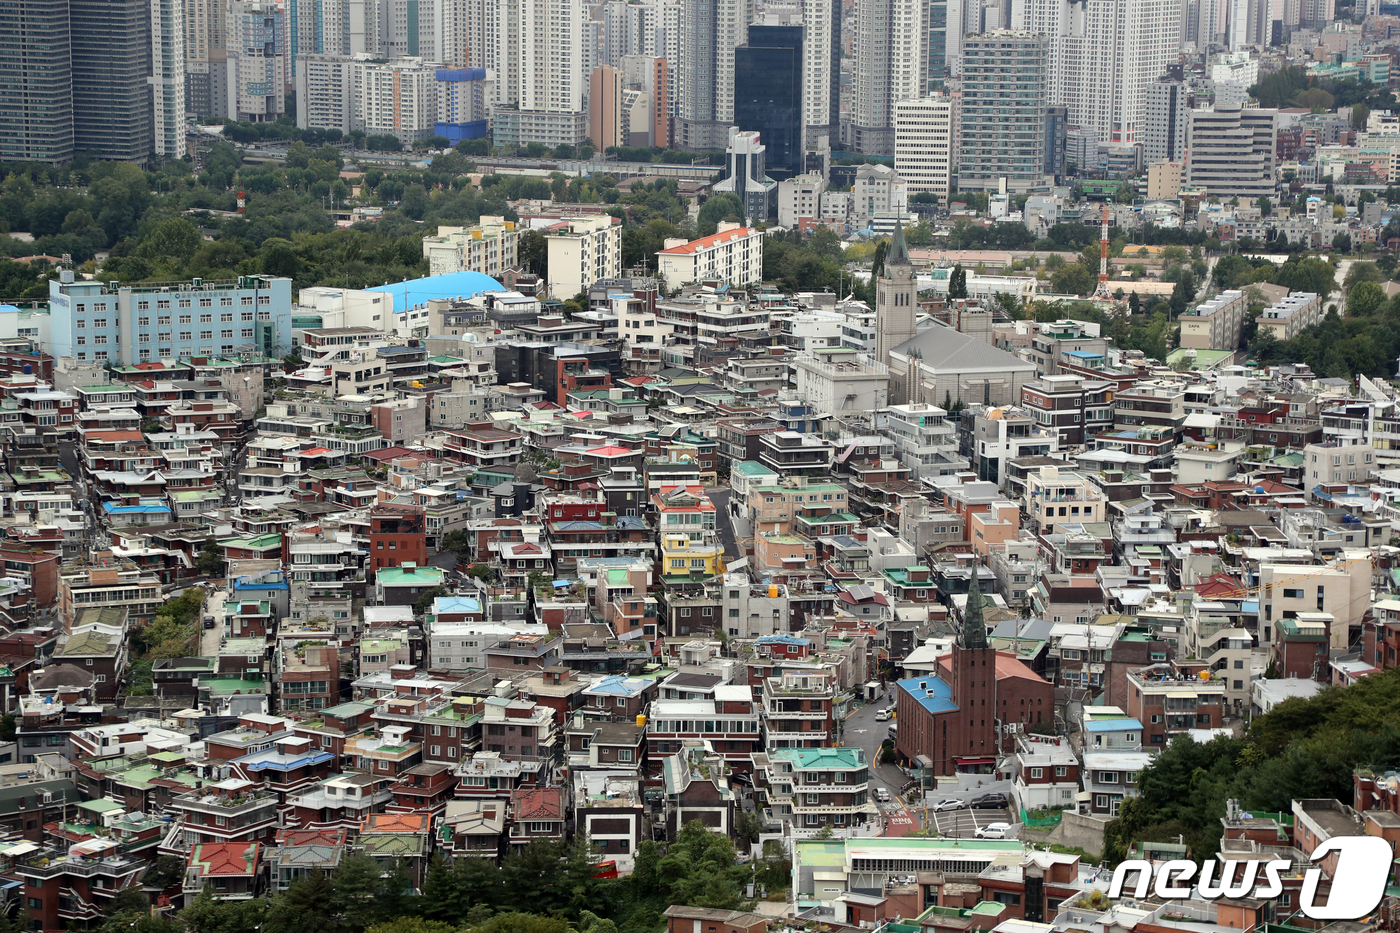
[[1254, 486, 1265, 493]]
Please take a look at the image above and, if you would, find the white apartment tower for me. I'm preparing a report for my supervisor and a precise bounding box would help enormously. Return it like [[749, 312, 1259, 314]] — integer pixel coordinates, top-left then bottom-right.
[[675, 0, 752, 151], [352, 58, 442, 143], [851, 0, 926, 154], [227, 3, 288, 121], [1016, 0, 1179, 146], [1185, 103, 1276, 199], [151, 0, 187, 156], [802, 0, 841, 145], [493, 0, 582, 113], [1142, 76, 1188, 164], [296, 54, 356, 132], [894, 97, 956, 199]]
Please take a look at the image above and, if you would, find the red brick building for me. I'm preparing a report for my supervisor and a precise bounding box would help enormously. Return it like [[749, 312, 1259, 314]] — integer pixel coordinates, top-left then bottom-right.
[[893, 568, 1054, 775], [369, 503, 427, 577]]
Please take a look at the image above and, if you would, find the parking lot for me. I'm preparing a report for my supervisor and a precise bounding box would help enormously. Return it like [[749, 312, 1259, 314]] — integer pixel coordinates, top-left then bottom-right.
[[923, 805, 1018, 838]]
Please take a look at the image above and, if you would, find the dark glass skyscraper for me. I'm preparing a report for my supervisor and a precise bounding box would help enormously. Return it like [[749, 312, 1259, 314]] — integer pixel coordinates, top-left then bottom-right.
[[0, 0, 75, 164], [733, 24, 803, 180], [71, 0, 153, 162]]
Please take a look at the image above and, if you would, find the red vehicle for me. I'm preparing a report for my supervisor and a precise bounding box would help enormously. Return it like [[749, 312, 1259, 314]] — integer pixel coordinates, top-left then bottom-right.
[[592, 860, 619, 880]]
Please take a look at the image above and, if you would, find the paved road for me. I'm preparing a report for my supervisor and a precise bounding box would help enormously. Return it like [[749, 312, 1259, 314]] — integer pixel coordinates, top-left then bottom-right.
[[706, 487, 741, 562], [845, 700, 1023, 836], [201, 585, 228, 654]]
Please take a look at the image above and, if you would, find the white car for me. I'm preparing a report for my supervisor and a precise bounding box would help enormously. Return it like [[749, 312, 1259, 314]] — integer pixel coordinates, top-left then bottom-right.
[[975, 822, 1012, 839], [931, 798, 965, 812], [875, 708, 891, 722], [875, 788, 892, 803]]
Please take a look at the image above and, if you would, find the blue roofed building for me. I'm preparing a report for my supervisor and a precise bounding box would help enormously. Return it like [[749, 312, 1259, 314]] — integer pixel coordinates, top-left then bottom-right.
[[366, 271, 505, 336]]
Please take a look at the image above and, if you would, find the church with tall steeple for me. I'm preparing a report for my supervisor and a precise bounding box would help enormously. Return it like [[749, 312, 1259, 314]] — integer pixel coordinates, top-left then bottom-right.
[[889, 565, 1055, 775], [874, 222, 918, 402]]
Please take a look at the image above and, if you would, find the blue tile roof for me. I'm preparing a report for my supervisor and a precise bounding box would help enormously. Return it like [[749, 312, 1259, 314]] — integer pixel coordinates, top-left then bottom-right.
[[897, 675, 957, 714], [433, 596, 483, 613], [367, 272, 505, 314]]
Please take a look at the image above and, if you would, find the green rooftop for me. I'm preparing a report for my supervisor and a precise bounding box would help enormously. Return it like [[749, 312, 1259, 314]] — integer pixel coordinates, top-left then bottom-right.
[[769, 747, 865, 769], [377, 566, 445, 585], [220, 533, 283, 549], [733, 461, 778, 476]]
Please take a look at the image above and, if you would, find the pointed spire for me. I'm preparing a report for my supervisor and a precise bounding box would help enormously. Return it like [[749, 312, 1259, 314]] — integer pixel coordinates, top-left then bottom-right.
[[885, 220, 911, 276], [961, 565, 988, 651]]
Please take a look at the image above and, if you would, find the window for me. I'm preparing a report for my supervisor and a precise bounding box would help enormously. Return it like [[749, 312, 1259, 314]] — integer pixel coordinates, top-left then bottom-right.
[[179, 314, 191, 324], [617, 749, 633, 762], [1283, 588, 1303, 599], [1054, 766, 1067, 776], [199, 313, 212, 324], [1095, 794, 1110, 809]]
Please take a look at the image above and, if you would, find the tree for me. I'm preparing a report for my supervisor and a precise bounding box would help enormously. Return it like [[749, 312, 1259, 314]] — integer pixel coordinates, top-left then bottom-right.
[[440, 529, 471, 557], [367, 921, 457, 933], [399, 184, 429, 221], [197, 540, 226, 577], [1257, 196, 1272, 217], [696, 193, 744, 237], [1333, 231, 1353, 254], [1348, 280, 1386, 317], [135, 217, 202, 265], [416, 585, 448, 617], [947, 263, 968, 299], [518, 229, 549, 278]]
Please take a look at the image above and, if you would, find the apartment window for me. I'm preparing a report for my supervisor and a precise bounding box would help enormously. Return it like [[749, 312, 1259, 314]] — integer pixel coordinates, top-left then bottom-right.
[[199, 314, 212, 324], [221, 297, 233, 306], [1283, 588, 1303, 599], [200, 297, 213, 307], [138, 316, 149, 326], [1030, 767, 1043, 778], [1054, 766, 1067, 776], [200, 331, 213, 340], [158, 315, 171, 325], [179, 314, 192, 324], [221, 313, 234, 323]]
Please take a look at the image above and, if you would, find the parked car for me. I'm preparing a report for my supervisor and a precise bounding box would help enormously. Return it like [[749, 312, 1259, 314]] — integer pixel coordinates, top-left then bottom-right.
[[975, 822, 1011, 839], [875, 708, 891, 722], [930, 798, 965, 812], [969, 793, 1008, 809], [875, 787, 892, 803], [203, 616, 216, 629], [887, 722, 898, 738]]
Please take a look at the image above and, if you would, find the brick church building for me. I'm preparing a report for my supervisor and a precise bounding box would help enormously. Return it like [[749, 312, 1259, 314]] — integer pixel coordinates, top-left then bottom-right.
[[893, 567, 1055, 775]]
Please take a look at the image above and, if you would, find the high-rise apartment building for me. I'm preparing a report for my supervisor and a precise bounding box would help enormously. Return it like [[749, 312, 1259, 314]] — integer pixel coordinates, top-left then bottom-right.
[[589, 65, 623, 151], [850, 0, 926, 154], [894, 97, 955, 199], [492, 0, 586, 146], [184, 0, 228, 119], [1143, 75, 1189, 164], [291, 0, 382, 61], [151, 0, 188, 157], [352, 58, 441, 143], [801, 0, 840, 146], [435, 67, 490, 144], [227, 3, 288, 121], [0, 0, 74, 164], [296, 54, 356, 133], [674, 0, 751, 150], [733, 24, 803, 180], [958, 31, 1049, 194], [1016, 0, 1179, 146], [71, 0, 153, 163], [1185, 103, 1277, 199]]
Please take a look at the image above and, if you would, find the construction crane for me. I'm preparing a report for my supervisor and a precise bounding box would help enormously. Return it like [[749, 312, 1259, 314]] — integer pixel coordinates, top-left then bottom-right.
[[1093, 201, 1114, 300]]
